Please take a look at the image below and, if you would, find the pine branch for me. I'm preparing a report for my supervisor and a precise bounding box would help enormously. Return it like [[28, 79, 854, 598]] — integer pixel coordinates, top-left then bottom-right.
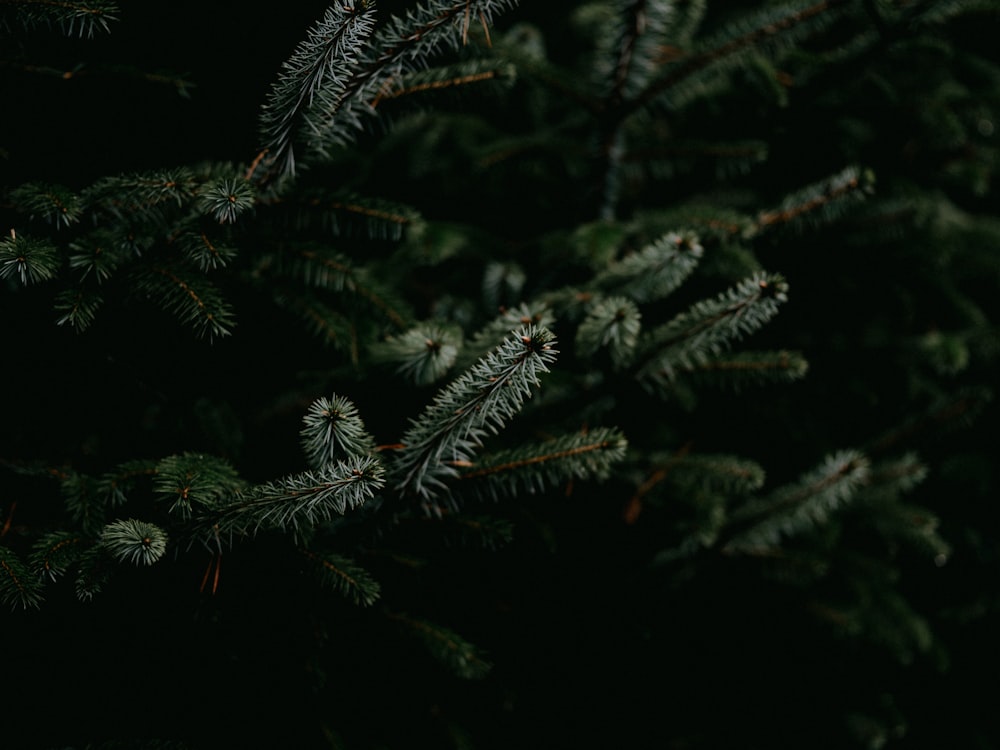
[[258, 3, 378, 177], [74, 545, 112, 601], [635, 272, 789, 386], [458, 426, 627, 500], [723, 450, 871, 553], [99, 519, 169, 566], [590, 229, 703, 303], [0, 0, 119, 37], [371, 322, 463, 385], [482, 260, 526, 312], [84, 169, 199, 223], [621, 138, 769, 183], [53, 286, 101, 330], [66, 229, 130, 282], [0, 230, 59, 285], [575, 296, 642, 367], [369, 57, 516, 109], [301, 548, 381, 606], [275, 244, 413, 329], [392, 325, 557, 508], [60, 472, 105, 535], [135, 263, 236, 340], [176, 230, 239, 272], [859, 456, 950, 565], [30, 531, 87, 581], [753, 165, 873, 236], [308, 0, 520, 160], [153, 453, 245, 520], [0, 544, 45, 609], [202, 454, 386, 543], [196, 176, 256, 224], [387, 610, 493, 679], [455, 301, 554, 371], [300, 393, 377, 469], [8, 182, 82, 228], [285, 189, 424, 241], [601, 0, 678, 105], [630, 0, 851, 114], [667, 349, 810, 393], [668, 452, 768, 495], [271, 287, 360, 356]]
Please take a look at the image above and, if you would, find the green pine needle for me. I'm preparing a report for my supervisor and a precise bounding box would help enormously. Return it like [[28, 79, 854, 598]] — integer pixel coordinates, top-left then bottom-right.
[[302, 549, 381, 606], [204, 455, 386, 542], [300, 393, 377, 468], [389, 611, 493, 680], [0, 544, 45, 609], [393, 325, 558, 507], [0, 232, 60, 285], [100, 519, 169, 566], [372, 323, 463, 385]]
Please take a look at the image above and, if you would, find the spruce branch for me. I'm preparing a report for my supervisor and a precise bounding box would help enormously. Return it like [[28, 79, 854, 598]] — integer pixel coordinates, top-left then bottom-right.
[[666, 452, 768, 496], [30, 531, 87, 581], [723, 450, 871, 553], [136, 264, 236, 340], [753, 165, 874, 236], [300, 393, 377, 469], [153, 453, 245, 520], [287, 189, 424, 241], [0, 0, 119, 37], [176, 231, 239, 272], [631, 0, 851, 114], [388, 610, 493, 679], [301, 548, 381, 606], [271, 288, 360, 356], [8, 182, 82, 228], [66, 230, 129, 282], [60, 472, 105, 535], [621, 138, 769, 183], [600, 0, 678, 104], [372, 322, 463, 386], [458, 426, 628, 500], [0, 231, 59, 285], [99, 519, 169, 566], [393, 325, 557, 507], [369, 57, 517, 109], [203, 454, 386, 543], [276, 244, 413, 329], [860, 456, 950, 565], [196, 176, 256, 225], [54, 286, 102, 331], [635, 272, 789, 386], [84, 169, 199, 221], [455, 301, 554, 371], [576, 296, 642, 367], [590, 229, 703, 304], [308, 0, 520, 159], [73, 545, 112, 601], [482, 260, 526, 312], [668, 350, 810, 393], [258, 2, 378, 178], [0, 544, 45, 609]]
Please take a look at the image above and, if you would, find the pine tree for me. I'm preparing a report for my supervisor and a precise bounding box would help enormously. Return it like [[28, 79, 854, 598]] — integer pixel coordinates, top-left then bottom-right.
[[2, 1, 999, 749]]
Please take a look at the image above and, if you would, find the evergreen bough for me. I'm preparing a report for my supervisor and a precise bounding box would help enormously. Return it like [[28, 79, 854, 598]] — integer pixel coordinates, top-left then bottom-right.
[[2, 1, 998, 748]]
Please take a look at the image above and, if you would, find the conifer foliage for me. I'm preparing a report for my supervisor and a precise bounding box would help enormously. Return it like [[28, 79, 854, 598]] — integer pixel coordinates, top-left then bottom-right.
[[2, 1, 999, 748]]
